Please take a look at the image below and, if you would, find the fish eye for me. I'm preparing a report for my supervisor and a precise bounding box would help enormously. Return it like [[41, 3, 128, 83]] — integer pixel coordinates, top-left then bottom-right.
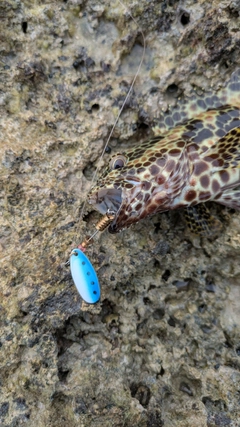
[[109, 154, 127, 170]]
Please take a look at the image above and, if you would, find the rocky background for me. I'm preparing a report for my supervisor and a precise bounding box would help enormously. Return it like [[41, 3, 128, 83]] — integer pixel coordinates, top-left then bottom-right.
[[0, 0, 240, 426]]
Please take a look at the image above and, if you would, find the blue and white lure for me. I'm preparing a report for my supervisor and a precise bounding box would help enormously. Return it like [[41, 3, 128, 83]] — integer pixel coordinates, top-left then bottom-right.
[[69, 213, 114, 304], [70, 248, 101, 304]]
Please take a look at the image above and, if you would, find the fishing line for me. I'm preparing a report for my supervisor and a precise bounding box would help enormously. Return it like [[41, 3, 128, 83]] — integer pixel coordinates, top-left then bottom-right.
[[69, 1, 146, 303], [77, 0, 146, 241]]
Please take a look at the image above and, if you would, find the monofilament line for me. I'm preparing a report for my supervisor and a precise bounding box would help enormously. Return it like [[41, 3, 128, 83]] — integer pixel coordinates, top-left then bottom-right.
[[78, 0, 146, 226]]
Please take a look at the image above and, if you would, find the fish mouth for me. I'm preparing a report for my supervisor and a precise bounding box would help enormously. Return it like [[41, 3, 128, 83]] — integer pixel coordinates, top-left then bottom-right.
[[88, 188, 123, 216], [88, 176, 144, 232], [88, 179, 143, 233]]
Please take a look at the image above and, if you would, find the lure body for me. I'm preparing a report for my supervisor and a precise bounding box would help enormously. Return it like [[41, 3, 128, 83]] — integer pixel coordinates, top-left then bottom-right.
[[70, 249, 100, 304], [88, 69, 240, 235]]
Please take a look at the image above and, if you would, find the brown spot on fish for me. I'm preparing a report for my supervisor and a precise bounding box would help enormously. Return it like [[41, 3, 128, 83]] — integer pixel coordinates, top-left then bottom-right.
[[219, 147, 226, 153], [135, 203, 142, 211], [219, 170, 230, 183], [189, 177, 196, 186], [199, 191, 211, 201], [200, 145, 209, 153], [137, 167, 145, 174], [169, 148, 181, 156], [197, 99, 206, 109], [143, 172, 151, 179], [144, 193, 150, 203], [120, 212, 128, 221], [157, 175, 166, 185], [147, 203, 158, 214], [136, 193, 143, 201], [200, 174, 210, 188], [142, 181, 151, 191], [165, 159, 176, 172], [212, 179, 220, 193], [216, 128, 226, 138], [203, 153, 218, 163], [187, 143, 199, 153], [212, 158, 223, 167], [222, 152, 232, 160], [185, 190, 197, 202], [165, 116, 174, 127], [177, 140, 185, 148], [186, 124, 197, 131], [127, 169, 135, 175], [150, 164, 160, 175], [229, 147, 237, 153], [156, 158, 166, 167], [216, 159, 224, 167], [190, 103, 197, 112], [193, 161, 209, 176]]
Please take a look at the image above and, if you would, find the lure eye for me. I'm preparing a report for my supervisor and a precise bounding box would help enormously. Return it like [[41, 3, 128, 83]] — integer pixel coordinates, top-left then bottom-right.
[[109, 154, 127, 170]]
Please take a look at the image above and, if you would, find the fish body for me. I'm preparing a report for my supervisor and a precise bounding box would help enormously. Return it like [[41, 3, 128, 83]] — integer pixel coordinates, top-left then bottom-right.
[[88, 69, 240, 234]]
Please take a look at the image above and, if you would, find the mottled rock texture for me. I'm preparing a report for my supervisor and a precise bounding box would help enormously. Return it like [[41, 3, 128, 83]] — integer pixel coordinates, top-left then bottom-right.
[[0, 1, 240, 426]]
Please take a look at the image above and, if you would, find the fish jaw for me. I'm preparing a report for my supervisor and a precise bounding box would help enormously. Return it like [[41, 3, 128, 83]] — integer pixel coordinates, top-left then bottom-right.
[[108, 183, 170, 233], [88, 165, 185, 233], [88, 178, 160, 233]]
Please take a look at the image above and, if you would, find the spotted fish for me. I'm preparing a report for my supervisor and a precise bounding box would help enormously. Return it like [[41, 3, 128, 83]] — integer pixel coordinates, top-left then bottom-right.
[[88, 69, 240, 236]]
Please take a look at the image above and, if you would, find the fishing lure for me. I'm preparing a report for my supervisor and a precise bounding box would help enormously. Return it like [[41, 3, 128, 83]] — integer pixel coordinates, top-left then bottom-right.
[[88, 69, 240, 236], [70, 249, 100, 304], [70, 213, 114, 303]]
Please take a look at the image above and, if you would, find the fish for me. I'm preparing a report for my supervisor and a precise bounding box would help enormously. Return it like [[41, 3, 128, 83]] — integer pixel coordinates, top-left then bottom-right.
[[88, 69, 240, 236]]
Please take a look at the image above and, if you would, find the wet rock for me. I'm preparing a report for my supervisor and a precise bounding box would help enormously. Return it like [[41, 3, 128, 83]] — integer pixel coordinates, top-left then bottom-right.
[[0, 0, 239, 426]]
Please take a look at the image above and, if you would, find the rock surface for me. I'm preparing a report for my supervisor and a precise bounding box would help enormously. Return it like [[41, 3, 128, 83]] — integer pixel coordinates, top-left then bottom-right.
[[0, 0, 240, 426]]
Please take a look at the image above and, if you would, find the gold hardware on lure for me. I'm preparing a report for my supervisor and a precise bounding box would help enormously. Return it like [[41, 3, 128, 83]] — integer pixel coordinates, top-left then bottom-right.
[[95, 213, 115, 231], [78, 213, 115, 251]]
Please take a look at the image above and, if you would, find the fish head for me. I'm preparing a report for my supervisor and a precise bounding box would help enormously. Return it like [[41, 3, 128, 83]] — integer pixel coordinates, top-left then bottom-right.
[[88, 137, 187, 233]]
